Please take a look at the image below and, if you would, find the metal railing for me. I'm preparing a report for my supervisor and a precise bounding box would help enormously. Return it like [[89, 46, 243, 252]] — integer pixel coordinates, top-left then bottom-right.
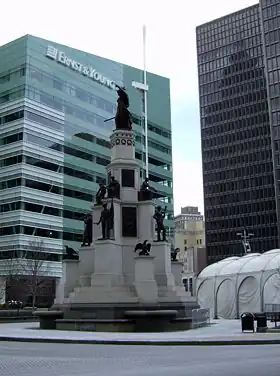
[[264, 304, 280, 327], [264, 304, 280, 313], [191, 308, 210, 329]]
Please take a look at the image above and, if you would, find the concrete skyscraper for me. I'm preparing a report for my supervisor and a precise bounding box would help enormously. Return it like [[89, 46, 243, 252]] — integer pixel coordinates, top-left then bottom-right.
[[197, 1, 280, 264]]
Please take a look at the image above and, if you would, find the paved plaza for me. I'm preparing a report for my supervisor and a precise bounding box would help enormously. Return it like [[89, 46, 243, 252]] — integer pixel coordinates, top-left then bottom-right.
[[0, 320, 280, 375], [0, 319, 280, 345], [0, 341, 280, 376]]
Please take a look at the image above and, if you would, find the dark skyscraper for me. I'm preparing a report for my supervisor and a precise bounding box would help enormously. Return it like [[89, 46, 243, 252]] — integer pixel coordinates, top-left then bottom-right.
[[197, 3, 280, 264]]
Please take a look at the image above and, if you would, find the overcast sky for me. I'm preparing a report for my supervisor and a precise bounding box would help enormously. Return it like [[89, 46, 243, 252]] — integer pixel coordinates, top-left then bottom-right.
[[1, 0, 257, 215]]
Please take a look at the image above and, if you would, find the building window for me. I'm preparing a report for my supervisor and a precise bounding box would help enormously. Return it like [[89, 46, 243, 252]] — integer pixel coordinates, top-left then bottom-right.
[[25, 111, 63, 131], [0, 155, 22, 167], [25, 179, 61, 195], [63, 166, 93, 182], [25, 156, 61, 173], [2, 110, 24, 124], [24, 202, 60, 217], [63, 231, 83, 242], [23, 226, 60, 239], [26, 134, 62, 152], [0, 202, 21, 212], [0, 178, 22, 190], [0, 226, 20, 236], [53, 79, 63, 90], [1, 132, 23, 145]]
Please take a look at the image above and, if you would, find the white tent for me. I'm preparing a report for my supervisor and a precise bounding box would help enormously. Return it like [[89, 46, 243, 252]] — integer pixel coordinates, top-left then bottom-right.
[[196, 249, 280, 319]]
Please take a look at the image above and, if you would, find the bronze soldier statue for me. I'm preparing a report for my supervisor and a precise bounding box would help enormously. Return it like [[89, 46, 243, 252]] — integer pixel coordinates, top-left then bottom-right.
[[139, 177, 157, 201], [81, 213, 93, 247], [171, 246, 179, 261], [95, 200, 114, 240], [153, 205, 167, 242], [95, 183, 106, 206], [107, 176, 120, 199]]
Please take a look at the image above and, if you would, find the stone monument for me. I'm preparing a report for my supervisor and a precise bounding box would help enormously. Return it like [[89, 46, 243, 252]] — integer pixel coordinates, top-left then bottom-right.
[[50, 84, 199, 332]]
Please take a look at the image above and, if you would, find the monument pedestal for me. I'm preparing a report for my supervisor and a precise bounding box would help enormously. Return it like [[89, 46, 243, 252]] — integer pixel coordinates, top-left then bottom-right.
[[134, 256, 158, 302], [171, 260, 184, 287], [55, 260, 79, 305]]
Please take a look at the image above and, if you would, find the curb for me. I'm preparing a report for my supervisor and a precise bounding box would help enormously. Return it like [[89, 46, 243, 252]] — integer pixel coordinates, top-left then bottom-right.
[[1, 336, 280, 346]]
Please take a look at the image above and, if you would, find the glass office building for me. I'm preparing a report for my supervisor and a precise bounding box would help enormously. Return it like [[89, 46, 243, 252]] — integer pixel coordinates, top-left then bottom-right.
[[197, 2, 280, 264], [0, 35, 173, 285]]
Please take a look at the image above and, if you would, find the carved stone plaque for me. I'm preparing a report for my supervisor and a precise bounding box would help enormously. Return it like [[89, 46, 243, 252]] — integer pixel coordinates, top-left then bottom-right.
[[121, 169, 135, 188], [122, 207, 137, 237]]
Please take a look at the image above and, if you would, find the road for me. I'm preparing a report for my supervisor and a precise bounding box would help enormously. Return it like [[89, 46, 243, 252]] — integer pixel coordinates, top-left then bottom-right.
[[0, 341, 279, 376]]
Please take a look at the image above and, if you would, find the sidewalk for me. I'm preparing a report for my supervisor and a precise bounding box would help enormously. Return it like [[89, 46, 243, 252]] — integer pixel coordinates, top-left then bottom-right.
[[0, 320, 280, 346]]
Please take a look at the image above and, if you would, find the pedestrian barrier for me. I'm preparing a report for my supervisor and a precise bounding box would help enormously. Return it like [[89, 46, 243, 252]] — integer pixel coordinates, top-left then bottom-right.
[[191, 308, 210, 328]]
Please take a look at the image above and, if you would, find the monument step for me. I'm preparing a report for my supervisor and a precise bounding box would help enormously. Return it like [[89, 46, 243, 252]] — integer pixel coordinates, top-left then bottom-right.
[[71, 285, 135, 295], [68, 286, 137, 302], [68, 294, 139, 304]]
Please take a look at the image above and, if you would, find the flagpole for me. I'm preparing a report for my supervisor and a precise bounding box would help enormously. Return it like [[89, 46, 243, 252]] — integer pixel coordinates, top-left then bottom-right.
[[132, 25, 149, 178], [143, 25, 149, 178]]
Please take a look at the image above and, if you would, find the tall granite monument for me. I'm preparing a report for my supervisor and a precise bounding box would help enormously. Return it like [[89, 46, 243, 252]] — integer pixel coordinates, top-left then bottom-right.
[[53, 85, 198, 330]]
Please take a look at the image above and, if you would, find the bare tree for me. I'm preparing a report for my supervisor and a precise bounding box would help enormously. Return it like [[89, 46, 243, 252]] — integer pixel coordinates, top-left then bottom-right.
[[0, 278, 6, 304], [18, 240, 50, 309], [0, 251, 26, 305]]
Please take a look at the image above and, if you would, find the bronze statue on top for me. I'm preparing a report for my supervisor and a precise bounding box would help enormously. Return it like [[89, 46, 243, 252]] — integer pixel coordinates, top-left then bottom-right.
[[95, 183, 107, 206], [115, 84, 132, 131], [107, 176, 120, 199], [153, 205, 167, 242], [139, 177, 157, 201]]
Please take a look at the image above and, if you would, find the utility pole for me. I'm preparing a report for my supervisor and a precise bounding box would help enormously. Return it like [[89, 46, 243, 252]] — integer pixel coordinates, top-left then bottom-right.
[[236, 229, 254, 255], [132, 25, 149, 178]]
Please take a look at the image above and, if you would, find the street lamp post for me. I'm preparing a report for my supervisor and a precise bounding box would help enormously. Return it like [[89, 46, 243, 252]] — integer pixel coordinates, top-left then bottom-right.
[[236, 229, 254, 255]]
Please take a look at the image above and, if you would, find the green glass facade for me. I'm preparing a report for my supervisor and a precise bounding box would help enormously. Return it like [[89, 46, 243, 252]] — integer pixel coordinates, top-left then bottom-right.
[[0, 35, 173, 264]]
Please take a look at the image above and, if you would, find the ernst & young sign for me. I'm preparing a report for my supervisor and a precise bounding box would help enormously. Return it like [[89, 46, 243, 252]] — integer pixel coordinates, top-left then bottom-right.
[[45, 45, 116, 90]]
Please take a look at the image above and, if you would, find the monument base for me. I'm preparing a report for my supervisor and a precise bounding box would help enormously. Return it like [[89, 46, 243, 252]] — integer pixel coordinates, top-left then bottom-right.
[[50, 300, 197, 332], [52, 299, 198, 319], [49, 239, 199, 332]]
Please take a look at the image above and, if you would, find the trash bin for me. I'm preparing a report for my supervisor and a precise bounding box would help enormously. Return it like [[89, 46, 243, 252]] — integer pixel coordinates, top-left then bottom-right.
[[241, 312, 254, 332], [255, 313, 267, 333]]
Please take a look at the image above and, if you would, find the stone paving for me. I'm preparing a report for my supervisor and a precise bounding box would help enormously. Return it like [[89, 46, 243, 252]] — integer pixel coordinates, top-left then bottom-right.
[[0, 340, 280, 376], [0, 319, 280, 344]]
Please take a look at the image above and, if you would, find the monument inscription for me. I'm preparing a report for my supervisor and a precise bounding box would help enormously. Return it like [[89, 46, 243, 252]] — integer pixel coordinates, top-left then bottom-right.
[[122, 207, 137, 237], [121, 169, 135, 187]]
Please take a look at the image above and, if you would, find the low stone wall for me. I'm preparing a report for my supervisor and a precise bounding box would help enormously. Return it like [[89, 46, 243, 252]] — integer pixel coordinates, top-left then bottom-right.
[[56, 319, 134, 333], [0, 309, 38, 322]]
